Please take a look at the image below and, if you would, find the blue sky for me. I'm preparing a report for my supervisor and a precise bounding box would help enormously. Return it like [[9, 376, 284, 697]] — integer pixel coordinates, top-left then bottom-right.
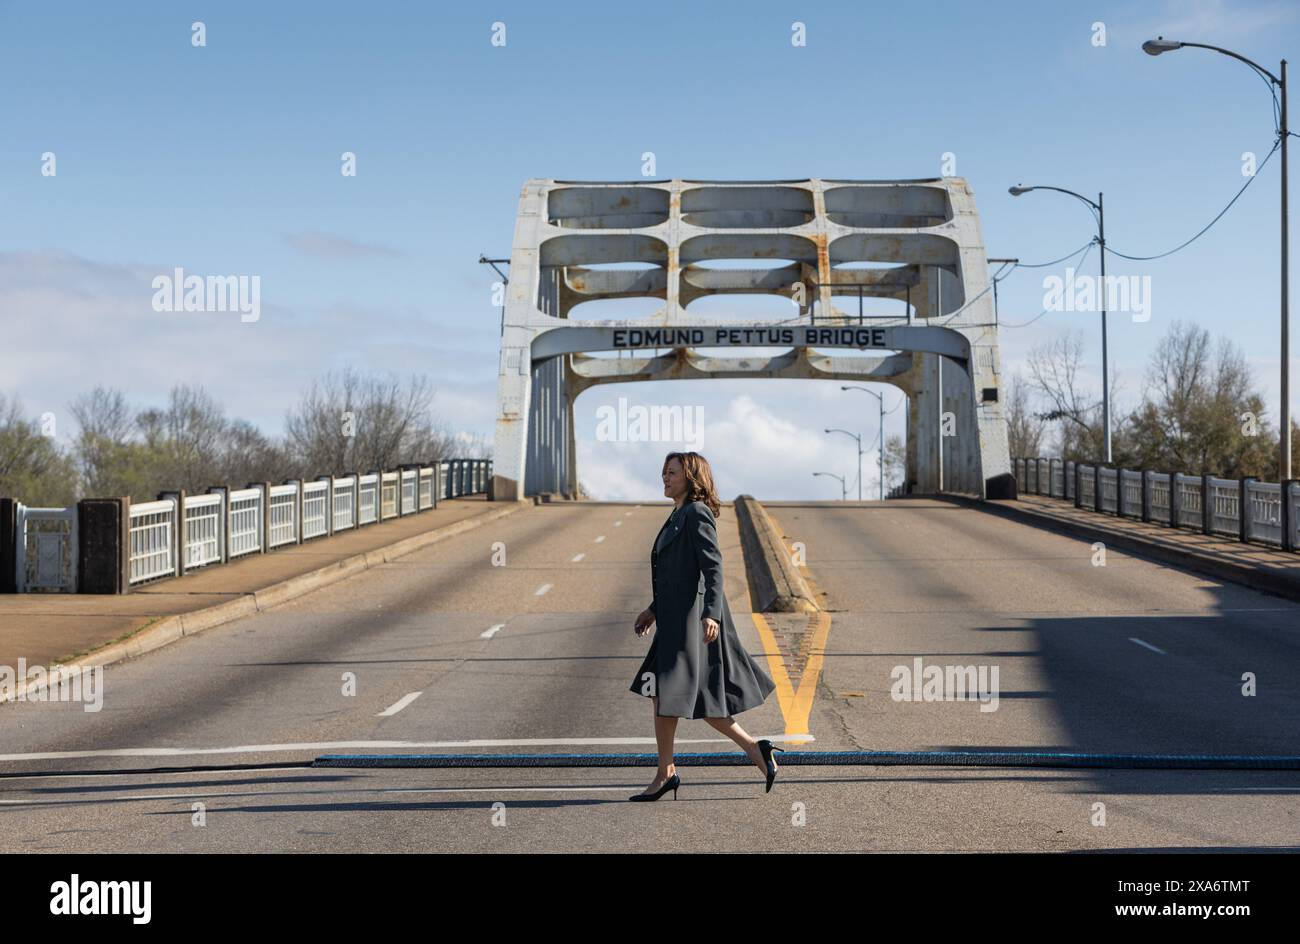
[[2, 0, 1297, 499]]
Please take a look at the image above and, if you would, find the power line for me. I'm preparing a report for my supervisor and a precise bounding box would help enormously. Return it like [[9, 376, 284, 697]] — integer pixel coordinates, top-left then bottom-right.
[[997, 243, 1096, 329], [1011, 240, 1097, 269], [1104, 138, 1280, 261]]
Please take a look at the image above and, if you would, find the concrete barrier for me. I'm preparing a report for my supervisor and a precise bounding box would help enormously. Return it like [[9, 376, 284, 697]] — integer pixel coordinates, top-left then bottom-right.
[[734, 495, 819, 613]]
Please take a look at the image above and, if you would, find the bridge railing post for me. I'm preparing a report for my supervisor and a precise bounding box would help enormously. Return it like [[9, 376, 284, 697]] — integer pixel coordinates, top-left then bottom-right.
[[1201, 474, 1212, 536], [1140, 470, 1151, 523], [1283, 480, 1297, 552], [1239, 476, 1255, 544], [158, 489, 187, 577], [1094, 464, 1103, 514]]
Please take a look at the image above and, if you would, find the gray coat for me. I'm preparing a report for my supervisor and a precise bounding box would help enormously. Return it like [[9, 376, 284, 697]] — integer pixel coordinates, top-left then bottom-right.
[[629, 500, 776, 719]]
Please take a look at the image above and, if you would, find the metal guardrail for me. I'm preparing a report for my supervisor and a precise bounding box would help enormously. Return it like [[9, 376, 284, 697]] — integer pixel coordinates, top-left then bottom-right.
[[5, 458, 492, 593], [1012, 457, 1300, 553]]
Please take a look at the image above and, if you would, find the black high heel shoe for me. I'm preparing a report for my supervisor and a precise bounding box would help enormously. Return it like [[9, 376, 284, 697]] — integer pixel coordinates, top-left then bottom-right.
[[629, 772, 680, 802], [757, 739, 785, 793]]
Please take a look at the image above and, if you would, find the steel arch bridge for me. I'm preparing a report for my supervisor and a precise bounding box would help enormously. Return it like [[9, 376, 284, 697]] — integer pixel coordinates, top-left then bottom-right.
[[490, 178, 1012, 501]]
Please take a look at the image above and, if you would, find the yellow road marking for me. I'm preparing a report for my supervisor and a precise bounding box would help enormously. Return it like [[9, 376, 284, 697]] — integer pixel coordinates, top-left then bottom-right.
[[749, 610, 832, 737]]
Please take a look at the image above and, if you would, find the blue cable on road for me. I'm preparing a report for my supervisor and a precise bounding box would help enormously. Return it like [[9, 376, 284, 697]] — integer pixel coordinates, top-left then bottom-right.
[[313, 751, 1300, 771]]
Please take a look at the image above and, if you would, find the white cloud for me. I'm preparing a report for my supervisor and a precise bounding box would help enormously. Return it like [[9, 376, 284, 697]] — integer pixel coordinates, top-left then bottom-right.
[[284, 231, 402, 260], [0, 250, 495, 446]]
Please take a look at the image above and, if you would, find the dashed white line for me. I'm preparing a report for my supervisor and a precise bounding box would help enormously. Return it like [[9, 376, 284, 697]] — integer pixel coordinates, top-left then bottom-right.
[[571, 553, 586, 562], [1129, 637, 1166, 655], [614, 521, 622, 527], [594, 535, 605, 543], [480, 623, 506, 639], [377, 692, 423, 717], [535, 583, 552, 596]]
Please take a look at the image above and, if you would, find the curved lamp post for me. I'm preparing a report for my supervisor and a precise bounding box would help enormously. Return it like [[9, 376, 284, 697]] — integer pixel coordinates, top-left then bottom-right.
[[1141, 36, 1290, 480], [1008, 184, 1111, 464], [824, 428, 863, 501], [841, 385, 888, 500], [813, 471, 848, 501]]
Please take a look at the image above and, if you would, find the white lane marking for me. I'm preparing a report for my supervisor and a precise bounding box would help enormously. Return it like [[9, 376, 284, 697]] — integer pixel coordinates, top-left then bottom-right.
[[0, 785, 664, 807], [1129, 637, 1166, 655], [0, 735, 815, 763], [377, 692, 423, 717], [624, 511, 632, 516], [594, 535, 605, 543], [480, 623, 505, 639], [571, 553, 585, 562], [613, 521, 622, 527], [535, 583, 552, 596]]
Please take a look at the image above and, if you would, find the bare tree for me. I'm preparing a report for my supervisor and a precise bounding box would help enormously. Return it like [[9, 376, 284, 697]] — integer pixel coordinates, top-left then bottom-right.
[[881, 433, 906, 490], [69, 386, 135, 496], [1025, 330, 1106, 460], [1003, 371, 1046, 457], [284, 368, 457, 475]]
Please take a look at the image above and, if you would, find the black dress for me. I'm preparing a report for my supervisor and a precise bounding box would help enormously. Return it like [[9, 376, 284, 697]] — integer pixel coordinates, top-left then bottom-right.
[[629, 501, 777, 719]]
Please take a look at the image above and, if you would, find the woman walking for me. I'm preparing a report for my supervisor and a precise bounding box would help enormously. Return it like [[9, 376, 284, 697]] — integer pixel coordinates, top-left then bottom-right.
[[628, 451, 781, 801]]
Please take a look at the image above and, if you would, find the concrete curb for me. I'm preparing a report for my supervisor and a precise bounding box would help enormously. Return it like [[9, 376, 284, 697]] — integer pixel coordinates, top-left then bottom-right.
[[734, 495, 819, 613], [2, 500, 529, 704], [941, 494, 1300, 603]]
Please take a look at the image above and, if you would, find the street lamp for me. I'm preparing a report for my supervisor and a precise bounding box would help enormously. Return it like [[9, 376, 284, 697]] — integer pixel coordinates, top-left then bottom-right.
[[824, 428, 863, 501], [1141, 35, 1290, 481], [842, 385, 887, 500], [1008, 183, 1111, 463], [812, 471, 848, 501]]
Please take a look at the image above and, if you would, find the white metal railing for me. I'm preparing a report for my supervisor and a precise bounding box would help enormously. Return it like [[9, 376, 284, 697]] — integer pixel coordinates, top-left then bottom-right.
[[185, 493, 222, 568], [302, 480, 329, 540], [1246, 481, 1283, 546], [401, 468, 417, 514], [332, 475, 356, 531], [1078, 464, 1095, 507], [1098, 467, 1118, 513], [7, 458, 490, 593], [1208, 476, 1239, 537], [359, 474, 379, 524], [129, 498, 176, 584], [1119, 470, 1142, 518], [269, 484, 299, 548], [1148, 472, 1171, 525], [228, 487, 263, 558], [1174, 473, 1202, 529], [418, 466, 434, 510], [1012, 457, 1300, 555], [381, 472, 398, 519]]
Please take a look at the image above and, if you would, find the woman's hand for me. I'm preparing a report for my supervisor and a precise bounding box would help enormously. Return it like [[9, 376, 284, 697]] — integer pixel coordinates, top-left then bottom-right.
[[634, 608, 656, 637], [701, 617, 719, 643]]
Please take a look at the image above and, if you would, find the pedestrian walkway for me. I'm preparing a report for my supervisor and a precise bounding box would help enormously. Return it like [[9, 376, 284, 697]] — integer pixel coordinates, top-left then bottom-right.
[[0, 495, 518, 672], [970, 493, 1300, 601]]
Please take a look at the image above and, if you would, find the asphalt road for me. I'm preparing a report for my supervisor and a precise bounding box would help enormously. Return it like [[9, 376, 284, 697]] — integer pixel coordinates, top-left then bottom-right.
[[2, 499, 1298, 852]]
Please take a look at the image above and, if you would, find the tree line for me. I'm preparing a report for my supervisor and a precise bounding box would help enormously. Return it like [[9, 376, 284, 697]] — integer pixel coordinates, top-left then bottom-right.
[[1004, 320, 1295, 480], [0, 368, 486, 507]]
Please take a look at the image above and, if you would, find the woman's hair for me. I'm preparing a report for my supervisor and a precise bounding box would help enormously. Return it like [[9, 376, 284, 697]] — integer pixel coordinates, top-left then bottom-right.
[[663, 451, 722, 518]]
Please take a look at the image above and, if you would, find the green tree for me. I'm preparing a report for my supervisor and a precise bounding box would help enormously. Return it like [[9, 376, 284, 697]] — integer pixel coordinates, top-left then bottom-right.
[[0, 393, 79, 506]]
